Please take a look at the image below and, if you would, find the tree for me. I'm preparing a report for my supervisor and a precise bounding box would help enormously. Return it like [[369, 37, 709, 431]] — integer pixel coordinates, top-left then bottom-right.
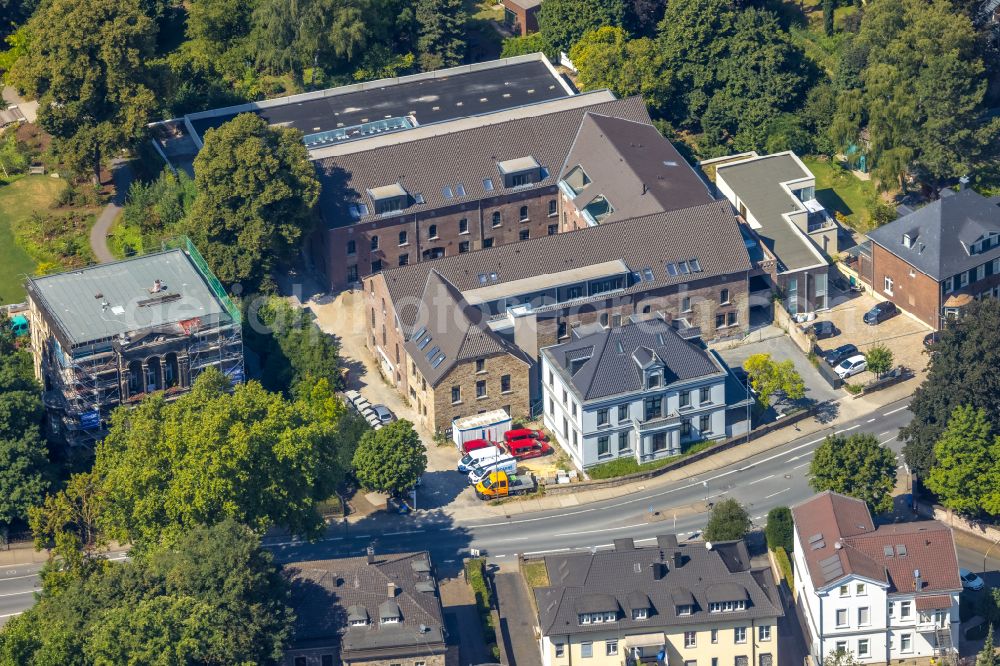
[[8, 0, 157, 183], [743, 353, 806, 409], [500, 33, 548, 58], [188, 113, 320, 289], [624, 0, 666, 38], [765, 113, 815, 156], [834, 0, 1000, 191], [809, 433, 897, 514], [864, 343, 893, 379], [764, 506, 794, 552], [978, 623, 997, 666], [569, 27, 672, 113], [901, 299, 1000, 477], [0, 132, 28, 179], [415, 0, 466, 71], [926, 406, 1000, 516], [0, 520, 293, 665], [352, 420, 427, 496], [703, 498, 751, 542], [93, 369, 347, 552], [538, 0, 626, 57], [823, 0, 834, 36], [824, 648, 861, 666]]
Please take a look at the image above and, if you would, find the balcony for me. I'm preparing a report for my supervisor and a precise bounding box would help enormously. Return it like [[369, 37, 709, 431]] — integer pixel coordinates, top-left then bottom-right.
[[633, 412, 680, 432]]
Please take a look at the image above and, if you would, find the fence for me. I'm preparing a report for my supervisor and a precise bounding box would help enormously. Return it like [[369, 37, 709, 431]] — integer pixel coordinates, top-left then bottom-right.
[[540, 403, 827, 496]]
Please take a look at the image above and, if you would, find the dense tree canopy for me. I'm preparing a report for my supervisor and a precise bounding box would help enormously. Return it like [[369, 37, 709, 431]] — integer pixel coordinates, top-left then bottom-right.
[[538, 0, 626, 57], [833, 0, 1000, 190], [764, 506, 793, 552], [901, 299, 1000, 477], [569, 27, 671, 113], [416, 0, 466, 71], [703, 498, 751, 542], [188, 113, 320, 289], [0, 520, 293, 665], [8, 0, 157, 182], [743, 353, 805, 409], [353, 420, 427, 496], [925, 405, 1000, 516], [809, 433, 897, 514], [0, 316, 50, 532], [83, 369, 347, 552]]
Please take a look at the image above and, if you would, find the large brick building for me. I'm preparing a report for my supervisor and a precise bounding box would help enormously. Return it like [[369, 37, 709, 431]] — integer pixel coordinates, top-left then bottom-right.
[[365, 200, 753, 433], [312, 92, 655, 290], [863, 187, 1000, 329]]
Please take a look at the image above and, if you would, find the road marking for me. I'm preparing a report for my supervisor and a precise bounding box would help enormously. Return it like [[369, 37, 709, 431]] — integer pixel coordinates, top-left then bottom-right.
[[879, 431, 894, 437], [0, 590, 37, 598], [867, 418, 876, 423], [882, 436, 898, 446], [793, 462, 810, 470], [0, 574, 44, 582], [837, 424, 860, 433], [884, 406, 909, 416], [0, 612, 24, 618], [748, 475, 775, 485], [494, 554, 506, 558], [524, 547, 571, 556], [765, 488, 790, 499], [554, 523, 648, 538], [384, 530, 420, 536]]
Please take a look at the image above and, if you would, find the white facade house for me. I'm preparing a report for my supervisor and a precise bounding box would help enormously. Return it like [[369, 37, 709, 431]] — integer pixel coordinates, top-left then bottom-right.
[[792, 492, 961, 665], [540, 318, 750, 470]]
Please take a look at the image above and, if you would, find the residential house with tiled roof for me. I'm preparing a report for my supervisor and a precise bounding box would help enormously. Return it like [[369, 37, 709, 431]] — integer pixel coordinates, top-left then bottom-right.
[[284, 550, 450, 666], [533, 535, 783, 666], [540, 318, 752, 469], [791, 491, 961, 665], [859, 186, 1000, 329], [364, 200, 753, 433]]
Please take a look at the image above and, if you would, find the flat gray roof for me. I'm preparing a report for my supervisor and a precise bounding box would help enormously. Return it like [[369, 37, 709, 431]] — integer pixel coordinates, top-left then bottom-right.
[[716, 154, 826, 272], [27, 249, 231, 347]]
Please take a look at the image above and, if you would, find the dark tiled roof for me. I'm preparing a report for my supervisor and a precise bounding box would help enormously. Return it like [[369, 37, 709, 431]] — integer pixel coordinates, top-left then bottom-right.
[[534, 537, 782, 636], [559, 114, 713, 223], [383, 200, 751, 333], [316, 95, 653, 226], [544, 318, 724, 401], [404, 270, 531, 387], [792, 492, 962, 595], [286, 551, 447, 656], [867, 188, 1000, 281]]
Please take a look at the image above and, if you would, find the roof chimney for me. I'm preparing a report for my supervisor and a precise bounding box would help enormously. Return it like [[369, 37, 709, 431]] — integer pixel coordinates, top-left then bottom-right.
[[914, 569, 922, 591], [367, 546, 375, 565], [959, 175, 970, 191], [151, 279, 163, 293], [388, 581, 398, 598], [672, 551, 683, 569], [649, 562, 665, 581]]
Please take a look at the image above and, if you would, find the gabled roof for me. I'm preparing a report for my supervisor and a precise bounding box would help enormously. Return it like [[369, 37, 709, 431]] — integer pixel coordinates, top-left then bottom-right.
[[316, 94, 653, 226], [285, 551, 446, 656], [382, 200, 751, 333], [867, 188, 1000, 281], [559, 113, 713, 224], [404, 270, 531, 386], [792, 491, 962, 595], [534, 537, 782, 636], [543, 318, 724, 401]]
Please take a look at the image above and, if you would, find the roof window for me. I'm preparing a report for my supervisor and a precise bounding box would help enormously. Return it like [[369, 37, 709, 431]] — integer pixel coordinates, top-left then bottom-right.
[[483, 178, 494, 192]]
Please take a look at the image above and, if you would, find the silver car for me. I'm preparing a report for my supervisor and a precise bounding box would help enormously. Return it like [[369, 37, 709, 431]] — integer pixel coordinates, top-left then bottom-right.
[[835, 354, 868, 379]]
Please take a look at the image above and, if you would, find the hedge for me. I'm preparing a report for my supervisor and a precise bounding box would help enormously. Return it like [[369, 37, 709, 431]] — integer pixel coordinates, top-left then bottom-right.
[[774, 546, 794, 588]]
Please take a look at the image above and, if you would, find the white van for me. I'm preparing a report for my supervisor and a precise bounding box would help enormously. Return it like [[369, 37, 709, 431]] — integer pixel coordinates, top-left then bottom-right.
[[458, 446, 505, 473], [467, 455, 517, 485]]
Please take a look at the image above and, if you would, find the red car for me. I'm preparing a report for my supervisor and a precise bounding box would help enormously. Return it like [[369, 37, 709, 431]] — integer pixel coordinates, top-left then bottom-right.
[[461, 438, 493, 454], [503, 428, 547, 444], [505, 438, 552, 460]]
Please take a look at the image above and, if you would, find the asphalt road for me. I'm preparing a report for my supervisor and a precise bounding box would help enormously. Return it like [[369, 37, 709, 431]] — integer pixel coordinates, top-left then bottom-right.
[[3, 397, 999, 624]]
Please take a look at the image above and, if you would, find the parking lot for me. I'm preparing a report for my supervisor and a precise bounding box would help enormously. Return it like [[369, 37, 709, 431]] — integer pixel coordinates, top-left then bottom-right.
[[807, 289, 932, 383]]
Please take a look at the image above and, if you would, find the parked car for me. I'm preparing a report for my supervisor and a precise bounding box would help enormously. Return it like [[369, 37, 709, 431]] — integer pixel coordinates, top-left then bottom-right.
[[505, 438, 552, 460], [461, 438, 493, 454], [835, 354, 868, 379], [923, 332, 940, 347], [808, 320, 838, 339], [863, 301, 898, 325], [960, 568, 986, 591], [458, 445, 505, 473], [503, 428, 547, 444], [467, 455, 518, 485], [370, 404, 395, 425], [824, 344, 859, 367]]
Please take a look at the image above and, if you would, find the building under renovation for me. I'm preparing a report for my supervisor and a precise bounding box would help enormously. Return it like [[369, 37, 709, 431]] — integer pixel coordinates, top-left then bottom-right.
[[25, 240, 244, 446]]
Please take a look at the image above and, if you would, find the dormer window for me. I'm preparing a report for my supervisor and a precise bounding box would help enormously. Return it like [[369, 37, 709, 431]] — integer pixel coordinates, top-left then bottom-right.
[[497, 156, 541, 188], [902, 233, 916, 249], [369, 183, 410, 215], [647, 373, 661, 389], [632, 608, 648, 620], [708, 600, 746, 613], [347, 605, 370, 627], [677, 604, 693, 616]]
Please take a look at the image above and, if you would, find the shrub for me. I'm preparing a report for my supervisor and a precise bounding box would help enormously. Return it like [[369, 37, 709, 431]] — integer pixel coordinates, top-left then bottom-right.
[[764, 507, 794, 552], [774, 546, 794, 588], [465, 558, 498, 654]]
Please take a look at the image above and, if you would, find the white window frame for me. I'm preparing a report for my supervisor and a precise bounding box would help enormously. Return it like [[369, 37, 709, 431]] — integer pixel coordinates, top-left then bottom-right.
[[839, 585, 850, 597], [900, 601, 912, 619], [836, 608, 848, 628], [758, 625, 771, 642], [684, 631, 696, 648], [858, 639, 869, 657], [884, 276, 894, 295], [606, 640, 618, 656], [734, 627, 747, 644], [858, 606, 870, 626], [900, 634, 912, 653]]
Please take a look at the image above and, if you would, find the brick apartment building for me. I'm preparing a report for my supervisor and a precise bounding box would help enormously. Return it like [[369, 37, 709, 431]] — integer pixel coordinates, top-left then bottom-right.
[[311, 92, 654, 290], [365, 200, 752, 433], [862, 187, 1000, 329]]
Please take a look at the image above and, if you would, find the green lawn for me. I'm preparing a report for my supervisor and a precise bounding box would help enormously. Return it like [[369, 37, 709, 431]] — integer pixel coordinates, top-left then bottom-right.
[[0, 176, 62, 304], [802, 156, 879, 231]]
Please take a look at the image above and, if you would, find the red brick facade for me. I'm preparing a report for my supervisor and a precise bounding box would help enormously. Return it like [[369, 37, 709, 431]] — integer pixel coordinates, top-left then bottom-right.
[[870, 243, 942, 328], [315, 189, 561, 290]]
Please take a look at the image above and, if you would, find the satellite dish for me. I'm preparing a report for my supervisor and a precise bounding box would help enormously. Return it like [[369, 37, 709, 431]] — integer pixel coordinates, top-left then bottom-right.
[[705, 541, 713, 550]]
